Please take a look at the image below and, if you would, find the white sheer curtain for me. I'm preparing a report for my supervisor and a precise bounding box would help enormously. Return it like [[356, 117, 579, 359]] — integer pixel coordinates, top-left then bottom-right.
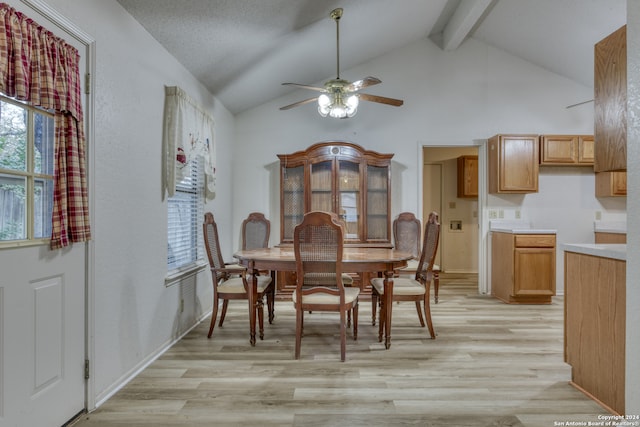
[[162, 86, 216, 200]]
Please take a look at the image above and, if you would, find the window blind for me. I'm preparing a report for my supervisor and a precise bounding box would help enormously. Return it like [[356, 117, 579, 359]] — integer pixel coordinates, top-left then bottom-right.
[[167, 157, 204, 271]]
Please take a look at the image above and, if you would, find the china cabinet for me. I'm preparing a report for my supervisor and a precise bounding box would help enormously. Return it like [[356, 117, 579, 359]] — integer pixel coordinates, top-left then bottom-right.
[[278, 141, 393, 245], [277, 142, 393, 295]]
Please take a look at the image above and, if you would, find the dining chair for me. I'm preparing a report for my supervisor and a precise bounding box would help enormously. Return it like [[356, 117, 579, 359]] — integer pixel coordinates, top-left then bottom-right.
[[293, 211, 360, 361], [241, 211, 273, 281], [371, 211, 440, 341], [241, 212, 270, 250], [203, 212, 274, 339], [393, 212, 422, 274], [430, 213, 442, 303], [391, 211, 442, 304]]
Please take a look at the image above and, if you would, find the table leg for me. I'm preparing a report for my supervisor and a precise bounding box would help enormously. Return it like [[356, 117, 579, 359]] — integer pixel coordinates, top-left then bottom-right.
[[268, 270, 276, 323], [248, 261, 257, 346], [384, 270, 394, 349]]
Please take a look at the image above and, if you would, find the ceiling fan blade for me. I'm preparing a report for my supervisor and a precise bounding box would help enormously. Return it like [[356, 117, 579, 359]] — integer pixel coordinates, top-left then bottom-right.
[[282, 82, 327, 93], [359, 93, 404, 107], [279, 97, 319, 111], [345, 76, 381, 92], [566, 99, 594, 109]]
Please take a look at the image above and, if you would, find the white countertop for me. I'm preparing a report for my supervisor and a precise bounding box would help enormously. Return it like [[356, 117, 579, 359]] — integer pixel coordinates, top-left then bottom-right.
[[562, 243, 626, 261], [489, 220, 557, 234]]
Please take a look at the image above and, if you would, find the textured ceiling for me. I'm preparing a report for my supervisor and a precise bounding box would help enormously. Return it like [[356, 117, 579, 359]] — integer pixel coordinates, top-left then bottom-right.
[[116, 0, 626, 114]]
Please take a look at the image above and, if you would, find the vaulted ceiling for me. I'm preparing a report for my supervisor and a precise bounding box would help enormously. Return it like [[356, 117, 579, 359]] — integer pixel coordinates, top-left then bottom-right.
[[116, 0, 626, 114]]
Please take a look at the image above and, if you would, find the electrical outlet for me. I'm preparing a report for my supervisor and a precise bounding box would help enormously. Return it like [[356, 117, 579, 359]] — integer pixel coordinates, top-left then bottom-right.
[[595, 211, 602, 220], [489, 210, 497, 219], [498, 210, 504, 219], [515, 210, 521, 219]]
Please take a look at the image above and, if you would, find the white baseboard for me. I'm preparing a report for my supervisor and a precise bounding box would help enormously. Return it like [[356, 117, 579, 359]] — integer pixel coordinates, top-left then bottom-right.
[[93, 310, 211, 408]]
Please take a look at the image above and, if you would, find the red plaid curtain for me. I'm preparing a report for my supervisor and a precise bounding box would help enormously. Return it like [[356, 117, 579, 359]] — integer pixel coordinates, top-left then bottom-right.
[[0, 2, 90, 249]]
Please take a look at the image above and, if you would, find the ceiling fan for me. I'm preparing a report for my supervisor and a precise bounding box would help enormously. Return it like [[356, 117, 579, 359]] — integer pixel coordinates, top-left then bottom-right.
[[279, 7, 404, 118]]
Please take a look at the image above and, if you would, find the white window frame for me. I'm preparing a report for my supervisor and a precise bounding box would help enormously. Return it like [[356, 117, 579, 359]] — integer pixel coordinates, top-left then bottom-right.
[[0, 95, 55, 248]]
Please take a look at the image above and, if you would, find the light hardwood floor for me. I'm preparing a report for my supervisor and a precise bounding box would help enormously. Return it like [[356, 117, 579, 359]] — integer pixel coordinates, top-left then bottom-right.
[[71, 274, 608, 427]]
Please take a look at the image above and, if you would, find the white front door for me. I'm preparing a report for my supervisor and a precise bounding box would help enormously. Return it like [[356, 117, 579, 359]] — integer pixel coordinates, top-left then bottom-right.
[[1, 245, 87, 427], [1, 1, 92, 426]]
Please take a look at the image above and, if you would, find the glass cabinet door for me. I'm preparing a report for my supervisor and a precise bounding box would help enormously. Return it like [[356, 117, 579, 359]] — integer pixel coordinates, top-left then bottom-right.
[[282, 165, 304, 241], [338, 160, 361, 240], [310, 160, 333, 212], [366, 164, 388, 240], [279, 142, 393, 246]]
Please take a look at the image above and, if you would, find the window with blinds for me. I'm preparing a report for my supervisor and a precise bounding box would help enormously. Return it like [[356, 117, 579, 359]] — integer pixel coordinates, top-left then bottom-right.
[[167, 157, 204, 271]]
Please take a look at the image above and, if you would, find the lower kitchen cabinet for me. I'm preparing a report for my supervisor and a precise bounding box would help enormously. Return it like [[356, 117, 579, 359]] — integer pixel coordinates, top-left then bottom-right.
[[564, 248, 626, 415], [491, 232, 556, 304]]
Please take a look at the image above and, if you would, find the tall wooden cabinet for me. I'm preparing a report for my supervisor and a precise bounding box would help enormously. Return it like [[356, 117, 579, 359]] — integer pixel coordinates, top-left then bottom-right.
[[277, 142, 393, 294], [594, 25, 627, 172]]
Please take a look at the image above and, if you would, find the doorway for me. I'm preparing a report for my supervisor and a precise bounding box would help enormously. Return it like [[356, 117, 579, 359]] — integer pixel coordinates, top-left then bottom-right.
[[422, 146, 479, 276], [0, 1, 95, 426]]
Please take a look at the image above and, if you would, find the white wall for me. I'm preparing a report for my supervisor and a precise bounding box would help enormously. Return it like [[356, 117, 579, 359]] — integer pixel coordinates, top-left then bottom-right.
[[37, 0, 235, 406], [234, 36, 611, 294]]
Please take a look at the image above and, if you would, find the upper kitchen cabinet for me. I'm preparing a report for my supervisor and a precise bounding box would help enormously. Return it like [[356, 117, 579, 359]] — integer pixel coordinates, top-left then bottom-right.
[[539, 135, 594, 166], [595, 171, 627, 197], [457, 155, 478, 198], [488, 134, 539, 194], [594, 25, 626, 172], [278, 142, 393, 245]]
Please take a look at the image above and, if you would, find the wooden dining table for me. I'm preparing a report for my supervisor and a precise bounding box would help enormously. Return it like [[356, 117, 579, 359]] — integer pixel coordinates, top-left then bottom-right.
[[233, 246, 413, 349]]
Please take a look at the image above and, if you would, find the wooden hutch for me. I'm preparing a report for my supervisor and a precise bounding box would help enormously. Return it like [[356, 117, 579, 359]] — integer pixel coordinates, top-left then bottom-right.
[[277, 141, 393, 296]]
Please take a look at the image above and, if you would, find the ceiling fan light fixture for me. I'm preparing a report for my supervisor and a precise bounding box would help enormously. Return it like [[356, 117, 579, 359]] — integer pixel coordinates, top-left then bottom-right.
[[318, 92, 358, 118]]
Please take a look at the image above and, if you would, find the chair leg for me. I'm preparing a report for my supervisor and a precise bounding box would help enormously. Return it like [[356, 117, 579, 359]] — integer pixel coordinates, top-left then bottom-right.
[[371, 292, 378, 326], [377, 298, 385, 343], [353, 301, 359, 341], [415, 301, 425, 327], [268, 284, 276, 323], [207, 295, 219, 339], [424, 282, 436, 339], [340, 310, 347, 362], [257, 296, 265, 340], [347, 309, 351, 328], [219, 300, 229, 326], [434, 271, 440, 303], [295, 307, 303, 360]]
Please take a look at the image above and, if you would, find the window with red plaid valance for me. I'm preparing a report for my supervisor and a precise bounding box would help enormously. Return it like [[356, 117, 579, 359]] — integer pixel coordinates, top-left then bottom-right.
[[0, 2, 90, 249]]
